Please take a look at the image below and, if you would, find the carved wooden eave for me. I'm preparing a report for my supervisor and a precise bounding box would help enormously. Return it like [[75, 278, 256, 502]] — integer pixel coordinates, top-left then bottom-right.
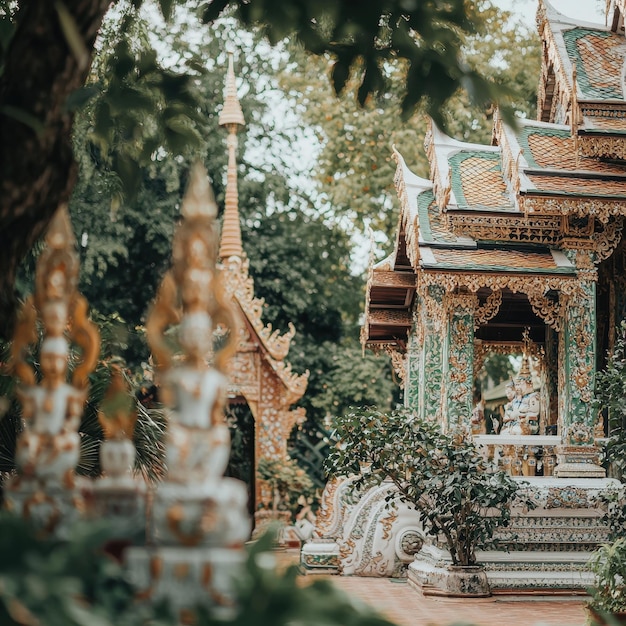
[[418, 266, 579, 334], [362, 249, 416, 350], [392, 146, 433, 267], [362, 149, 433, 350], [608, 0, 625, 33], [222, 258, 309, 405], [536, 0, 576, 123]]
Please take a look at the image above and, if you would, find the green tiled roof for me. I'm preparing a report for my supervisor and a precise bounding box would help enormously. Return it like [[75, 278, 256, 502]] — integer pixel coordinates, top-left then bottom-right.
[[417, 190, 459, 244], [424, 248, 575, 275], [563, 28, 626, 100], [448, 151, 512, 210], [517, 125, 571, 168]]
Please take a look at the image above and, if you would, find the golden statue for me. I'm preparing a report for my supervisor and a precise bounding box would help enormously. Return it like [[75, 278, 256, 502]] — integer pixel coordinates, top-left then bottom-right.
[[9, 205, 99, 491], [146, 162, 237, 485]]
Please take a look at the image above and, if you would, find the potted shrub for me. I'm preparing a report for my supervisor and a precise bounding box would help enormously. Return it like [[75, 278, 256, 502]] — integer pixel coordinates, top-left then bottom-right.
[[587, 538, 626, 625], [325, 406, 528, 595]]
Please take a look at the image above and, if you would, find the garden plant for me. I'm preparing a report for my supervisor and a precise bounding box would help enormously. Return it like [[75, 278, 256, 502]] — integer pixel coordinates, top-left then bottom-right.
[[586, 537, 626, 626], [325, 406, 528, 567]]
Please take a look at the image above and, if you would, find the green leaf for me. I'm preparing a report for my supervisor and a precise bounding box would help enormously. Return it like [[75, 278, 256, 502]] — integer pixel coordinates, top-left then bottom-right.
[[200, 0, 231, 23], [54, 1, 90, 70], [156, 0, 175, 22], [0, 105, 44, 135], [64, 85, 101, 113]]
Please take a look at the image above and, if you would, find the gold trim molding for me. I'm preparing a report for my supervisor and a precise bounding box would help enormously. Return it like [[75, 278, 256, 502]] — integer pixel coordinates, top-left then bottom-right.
[[474, 290, 502, 329]]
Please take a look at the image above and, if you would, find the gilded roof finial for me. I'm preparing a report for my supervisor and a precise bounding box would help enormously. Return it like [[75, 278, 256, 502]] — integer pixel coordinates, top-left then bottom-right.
[[147, 161, 236, 374], [219, 53, 245, 128], [218, 53, 245, 262]]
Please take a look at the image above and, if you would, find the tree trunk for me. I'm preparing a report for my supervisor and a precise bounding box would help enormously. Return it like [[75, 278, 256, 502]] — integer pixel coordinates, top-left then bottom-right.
[[0, 0, 110, 340]]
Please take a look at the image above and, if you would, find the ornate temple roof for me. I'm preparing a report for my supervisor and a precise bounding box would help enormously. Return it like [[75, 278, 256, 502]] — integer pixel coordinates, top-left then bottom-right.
[[494, 116, 626, 218], [217, 56, 308, 404], [427, 124, 514, 213], [362, 0, 626, 349], [538, 0, 626, 157]]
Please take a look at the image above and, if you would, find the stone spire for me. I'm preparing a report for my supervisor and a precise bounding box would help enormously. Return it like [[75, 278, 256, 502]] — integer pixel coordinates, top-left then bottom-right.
[[218, 53, 245, 261]]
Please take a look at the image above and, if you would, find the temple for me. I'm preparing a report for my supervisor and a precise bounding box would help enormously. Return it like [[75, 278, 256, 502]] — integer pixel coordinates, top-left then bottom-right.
[[363, 0, 626, 471], [303, 0, 626, 588], [217, 55, 309, 529]]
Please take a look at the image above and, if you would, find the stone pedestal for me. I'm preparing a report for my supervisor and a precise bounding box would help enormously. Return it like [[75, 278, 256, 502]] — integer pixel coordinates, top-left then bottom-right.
[[407, 548, 491, 597], [3, 476, 90, 539], [126, 545, 245, 621], [554, 446, 606, 478], [300, 538, 341, 574], [407, 477, 622, 592], [91, 479, 146, 536]]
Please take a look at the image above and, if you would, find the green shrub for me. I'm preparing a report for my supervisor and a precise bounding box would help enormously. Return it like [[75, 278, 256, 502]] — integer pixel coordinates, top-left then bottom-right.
[[326, 406, 528, 566], [587, 537, 626, 621], [257, 456, 316, 519]]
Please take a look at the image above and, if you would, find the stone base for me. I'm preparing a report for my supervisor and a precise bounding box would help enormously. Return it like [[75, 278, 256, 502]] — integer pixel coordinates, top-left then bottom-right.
[[90, 479, 146, 538], [407, 549, 491, 597], [554, 447, 605, 478], [3, 476, 90, 539], [407, 544, 595, 594], [407, 477, 623, 592], [478, 549, 595, 590], [300, 538, 341, 575], [554, 462, 606, 478], [125, 545, 245, 621]]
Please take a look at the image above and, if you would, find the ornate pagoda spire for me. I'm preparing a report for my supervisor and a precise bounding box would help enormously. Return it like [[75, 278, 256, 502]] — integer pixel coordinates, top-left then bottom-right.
[[218, 53, 245, 262]]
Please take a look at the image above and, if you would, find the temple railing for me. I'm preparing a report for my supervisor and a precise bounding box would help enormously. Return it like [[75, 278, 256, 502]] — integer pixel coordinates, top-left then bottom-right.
[[473, 435, 562, 477]]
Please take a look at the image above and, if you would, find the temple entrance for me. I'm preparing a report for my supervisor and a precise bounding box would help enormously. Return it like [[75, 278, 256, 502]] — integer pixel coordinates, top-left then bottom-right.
[[474, 338, 555, 437], [225, 401, 256, 516]]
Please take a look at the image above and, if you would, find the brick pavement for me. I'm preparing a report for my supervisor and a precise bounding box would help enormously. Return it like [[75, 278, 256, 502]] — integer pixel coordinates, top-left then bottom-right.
[[277, 550, 588, 626], [330, 576, 587, 626]]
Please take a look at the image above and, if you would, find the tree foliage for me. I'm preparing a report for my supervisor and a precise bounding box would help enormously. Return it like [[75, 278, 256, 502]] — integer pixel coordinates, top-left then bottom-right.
[[277, 1, 540, 239], [0, 0, 536, 333], [326, 406, 528, 566], [203, 0, 519, 127]]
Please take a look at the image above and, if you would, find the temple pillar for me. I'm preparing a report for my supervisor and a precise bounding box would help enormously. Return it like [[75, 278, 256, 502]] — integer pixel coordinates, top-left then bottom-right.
[[418, 285, 446, 421], [555, 277, 605, 477], [404, 309, 422, 410], [442, 293, 478, 430]]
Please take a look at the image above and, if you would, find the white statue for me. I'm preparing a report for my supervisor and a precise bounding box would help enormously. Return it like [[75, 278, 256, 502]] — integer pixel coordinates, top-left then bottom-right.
[[145, 163, 239, 493], [500, 380, 523, 435], [159, 311, 231, 484], [517, 375, 540, 435], [15, 336, 83, 487]]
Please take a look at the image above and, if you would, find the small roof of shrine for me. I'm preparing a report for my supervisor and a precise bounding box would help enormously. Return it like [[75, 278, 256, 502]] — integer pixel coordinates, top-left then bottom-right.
[[539, 5, 626, 103], [538, 0, 626, 156], [363, 1, 626, 351], [496, 118, 626, 205]]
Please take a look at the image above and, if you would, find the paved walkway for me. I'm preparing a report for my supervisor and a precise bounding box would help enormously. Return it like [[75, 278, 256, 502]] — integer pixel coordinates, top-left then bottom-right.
[[278, 550, 588, 626], [330, 576, 587, 626]]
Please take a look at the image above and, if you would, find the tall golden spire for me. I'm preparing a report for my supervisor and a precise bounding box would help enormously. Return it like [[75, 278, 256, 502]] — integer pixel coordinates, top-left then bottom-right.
[[218, 53, 245, 261]]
